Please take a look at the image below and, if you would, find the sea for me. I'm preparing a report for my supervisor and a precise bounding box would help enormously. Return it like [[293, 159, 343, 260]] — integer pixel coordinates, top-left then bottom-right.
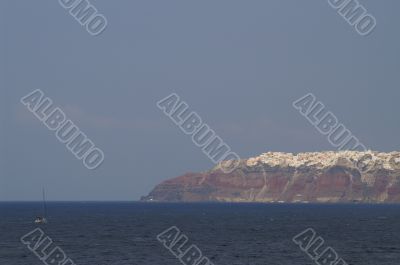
[[0, 202, 399, 265]]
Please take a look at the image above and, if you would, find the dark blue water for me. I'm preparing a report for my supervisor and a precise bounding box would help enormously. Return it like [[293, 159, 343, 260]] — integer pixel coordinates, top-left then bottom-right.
[[1, 202, 400, 265]]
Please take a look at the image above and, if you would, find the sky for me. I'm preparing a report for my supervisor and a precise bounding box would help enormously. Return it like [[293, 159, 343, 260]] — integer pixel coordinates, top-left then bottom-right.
[[1, 0, 399, 201]]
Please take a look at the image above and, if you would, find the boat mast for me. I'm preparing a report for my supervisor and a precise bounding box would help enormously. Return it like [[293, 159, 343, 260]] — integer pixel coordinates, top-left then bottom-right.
[[42, 187, 47, 218]]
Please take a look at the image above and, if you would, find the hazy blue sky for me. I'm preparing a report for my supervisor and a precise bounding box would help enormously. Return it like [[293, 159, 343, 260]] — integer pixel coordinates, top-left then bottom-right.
[[1, 0, 399, 201]]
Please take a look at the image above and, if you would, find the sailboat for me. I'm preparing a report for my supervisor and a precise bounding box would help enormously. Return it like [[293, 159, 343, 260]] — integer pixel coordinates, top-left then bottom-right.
[[34, 188, 48, 224]]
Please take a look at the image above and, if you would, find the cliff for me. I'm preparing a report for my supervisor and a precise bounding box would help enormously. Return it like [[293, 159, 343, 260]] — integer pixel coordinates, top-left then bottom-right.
[[142, 151, 400, 203]]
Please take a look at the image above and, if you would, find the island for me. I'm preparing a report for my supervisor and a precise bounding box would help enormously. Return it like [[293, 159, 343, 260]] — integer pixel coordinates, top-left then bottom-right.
[[141, 151, 400, 203]]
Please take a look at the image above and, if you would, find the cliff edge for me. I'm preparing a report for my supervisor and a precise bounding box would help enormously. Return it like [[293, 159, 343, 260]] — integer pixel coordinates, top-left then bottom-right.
[[142, 151, 400, 203]]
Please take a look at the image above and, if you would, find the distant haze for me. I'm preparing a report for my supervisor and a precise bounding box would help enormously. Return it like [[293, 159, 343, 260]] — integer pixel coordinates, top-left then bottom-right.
[[1, 0, 399, 201]]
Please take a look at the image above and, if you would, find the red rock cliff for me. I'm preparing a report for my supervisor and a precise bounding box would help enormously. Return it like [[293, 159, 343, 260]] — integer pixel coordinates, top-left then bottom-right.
[[142, 151, 400, 203]]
